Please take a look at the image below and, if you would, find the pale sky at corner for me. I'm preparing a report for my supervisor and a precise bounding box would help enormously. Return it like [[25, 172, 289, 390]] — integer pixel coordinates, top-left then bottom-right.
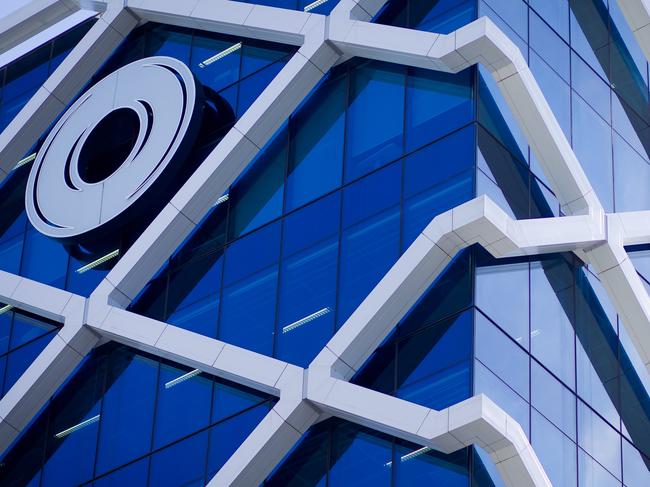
[[0, 0, 95, 68]]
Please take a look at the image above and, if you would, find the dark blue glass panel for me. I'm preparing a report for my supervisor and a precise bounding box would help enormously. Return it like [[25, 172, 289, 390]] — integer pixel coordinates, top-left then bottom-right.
[[266, 427, 329, 486], [223, 222, 281, 285], [338, 165, 401, 327], [0, 311, 11, 355], [93, 458, 149, 486], [228, 127, 286, 239], [397, 311, 472, 390], [145, 25, 192, 63], [3, 332, 56, 396], [20, 230, 69, 288], [96, 350, 157, 474], [3, 45, 50, 102], [329, 423, 392, 486], [237, 60, 286, 116], [166, 254, 223, 338], [65, 254, 109, 297], [345, 62, 405, 182], [395, 441, 469, 486], [149, 431, 209, 487], [241, 42, 291, 78], [283, 192, 340, 257], [207, 402, 271, 478], [9, 313, 57, 350], [409, 0, 476, 33], [153, 363, 212, 449], [286, 77, 345, 211], [276, 232, 338, 367], [192, 34, 241, 92], [238, 0, 298, 8], [212, 381, 269, 423], [406, 68, 473, 152]]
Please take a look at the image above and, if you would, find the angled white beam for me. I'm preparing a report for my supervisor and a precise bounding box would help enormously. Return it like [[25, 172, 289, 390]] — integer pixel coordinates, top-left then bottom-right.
[[311, 196, 605, 379], [126, 0, 319, 46], [0, 3, 138, 182], [613, 210, 650, 246], [329, 17, 602, 217], [309, 382, 550, 487], [616, 0, 650, 63], [93, 24, 340, 307], [0, 0, 81, 55]]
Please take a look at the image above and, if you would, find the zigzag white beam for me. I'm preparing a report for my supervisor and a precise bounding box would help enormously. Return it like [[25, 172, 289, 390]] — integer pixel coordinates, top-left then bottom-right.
[[616, 0, 650, 63], [310, 384, 551, 487], [328, 16, 602, 217], [0, 0, 80, 55], [311, 196, 605, 379], [0, 3, 138, 181], [93, 24, 339, 307]]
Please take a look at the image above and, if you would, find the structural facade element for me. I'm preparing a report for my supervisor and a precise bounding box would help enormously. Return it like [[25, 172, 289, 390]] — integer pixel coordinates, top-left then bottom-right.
[[0, 0, 649, 486]]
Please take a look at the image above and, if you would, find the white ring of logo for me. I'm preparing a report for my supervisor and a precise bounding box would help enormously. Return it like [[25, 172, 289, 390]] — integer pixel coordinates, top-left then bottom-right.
[[25, 56, 201, 240]]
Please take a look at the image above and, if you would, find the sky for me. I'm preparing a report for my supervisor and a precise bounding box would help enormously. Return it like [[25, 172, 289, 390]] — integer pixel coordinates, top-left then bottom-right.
[[0, 0, 94, 68]]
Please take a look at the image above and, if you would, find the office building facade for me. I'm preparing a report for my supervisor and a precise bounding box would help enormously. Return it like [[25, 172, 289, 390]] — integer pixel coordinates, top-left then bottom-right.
[[0, 0, 649, 485]]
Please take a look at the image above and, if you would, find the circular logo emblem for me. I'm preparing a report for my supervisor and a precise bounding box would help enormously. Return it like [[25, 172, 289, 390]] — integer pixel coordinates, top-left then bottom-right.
[[25, 56, 203, 241]]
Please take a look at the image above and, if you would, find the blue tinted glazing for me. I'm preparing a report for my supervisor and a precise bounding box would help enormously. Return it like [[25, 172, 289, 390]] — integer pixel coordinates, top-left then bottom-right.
[[345, 62, 405, 182], [149, 431, 209, 487]]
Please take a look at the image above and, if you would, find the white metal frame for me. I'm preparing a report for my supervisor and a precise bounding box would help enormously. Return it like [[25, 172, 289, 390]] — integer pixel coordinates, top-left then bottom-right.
[[0, 0, 649, 485]]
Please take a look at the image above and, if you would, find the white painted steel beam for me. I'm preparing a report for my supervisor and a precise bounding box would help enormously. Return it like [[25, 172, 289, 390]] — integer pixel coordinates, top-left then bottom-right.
[[616, 0, 650, 63], [0, 0, 81, 55]]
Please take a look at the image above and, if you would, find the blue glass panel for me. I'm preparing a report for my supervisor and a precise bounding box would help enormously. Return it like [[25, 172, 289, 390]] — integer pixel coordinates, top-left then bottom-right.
[[338, 167, 400, 327], [409, 0, 476, 34], [406, 68, 473, 152], [276, 233, 338, 367], [475, 311, 529, 399], [3, 332, 56, 395], [572, 52, 611, 122], [20, 230, 69, 288], [531, 0, 569, 40], [149, 431, 209, 487], [9, 313, 57, 350], [531, 410, 577, 487], [207, 402, 271, 478], [93, 458, 149, 486], [192, 35, 241, 92], [622, 439, 650, 487], [166, 254, 223, 337], [153, 363, 212, 449], [96, 350, 157, 474], [530, 258, 576, 388], [578, 401, 622, 479], [223, 222, 281, 285], [614, 133, 650, 212], [212, 381, 268, 423], [3, 45, 50, 102], [329, 423, 392, 486], [395, 441, 468, 486], [66, 254, 109, 297], [345, 62, 405, 182], [398, 360, 471, 411], [241, 42, 291, 78], [237, 60, 285, 116], [265, 427, 329, 486], [530, 11, 570, 82], [145, 25, 192, 63], [475, 257, 530, 348], [0, 311, 11, 355], [228, 127, 286, 239], [397, 311, 472, 391], [239, 0, 297, 8], [283, 192, 340, 257], [286, 77, 345, 211], [531, 361, 576, 440]]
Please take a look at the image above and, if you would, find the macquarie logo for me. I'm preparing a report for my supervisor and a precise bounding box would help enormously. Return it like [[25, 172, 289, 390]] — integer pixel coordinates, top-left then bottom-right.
[[24, 56, 207, 244]]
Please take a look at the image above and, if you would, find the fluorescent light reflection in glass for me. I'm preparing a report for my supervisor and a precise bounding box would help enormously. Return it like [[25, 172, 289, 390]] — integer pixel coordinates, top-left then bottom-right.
[[304, 0, 328, 11], [76, 249, 119, 274], [199, 42, 242, 68], [282, 307, 330, 334], [14, 153, 36, 170], [213, 193, 229, 207], [54, 414, 100, 439], [384, 446, 433, 467], [0, 304, 14, 315], [165, 368, 201, 389]]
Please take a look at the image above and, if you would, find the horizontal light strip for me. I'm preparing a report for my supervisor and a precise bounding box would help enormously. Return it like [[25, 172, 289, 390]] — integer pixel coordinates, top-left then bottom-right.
[[384, 446, 433, 467], [76, 249, 119, 274], [304, 0, 328, 12], [14, 153, 36, 170], [165, 368, 201, 389], [213, 193, 229, 207], [199, 42, 242, 68], [54, 414, 100, 439], [282, 307, 330, 334], [0, 304, 14, 316]]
